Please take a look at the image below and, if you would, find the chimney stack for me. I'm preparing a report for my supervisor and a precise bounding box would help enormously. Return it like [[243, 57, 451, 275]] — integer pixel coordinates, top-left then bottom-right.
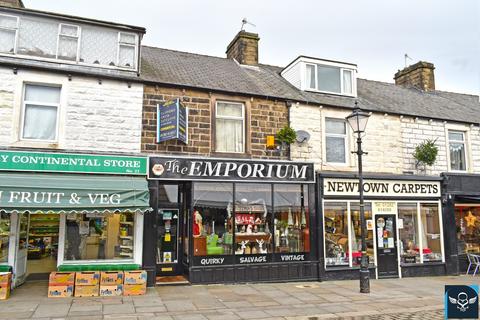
[[394, 61, 435, 91], [226, 31, 259, 66], [0, 0, 24, 8]]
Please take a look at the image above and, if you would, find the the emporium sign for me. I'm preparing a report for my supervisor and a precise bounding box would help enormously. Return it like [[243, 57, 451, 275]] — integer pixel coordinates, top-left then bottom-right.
[[148, 156, 315, 183]]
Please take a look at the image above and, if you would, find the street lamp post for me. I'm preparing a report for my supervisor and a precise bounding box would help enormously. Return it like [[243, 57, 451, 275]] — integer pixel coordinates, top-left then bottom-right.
[[346, 101, 371, 294]]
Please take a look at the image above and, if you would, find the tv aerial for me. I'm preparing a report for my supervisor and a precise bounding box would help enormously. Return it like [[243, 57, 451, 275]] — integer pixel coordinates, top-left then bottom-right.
[[241, 18, 256, 31]]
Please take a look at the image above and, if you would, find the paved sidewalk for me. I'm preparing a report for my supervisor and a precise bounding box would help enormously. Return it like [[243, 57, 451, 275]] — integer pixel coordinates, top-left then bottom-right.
[[0, 275, 478, 319]]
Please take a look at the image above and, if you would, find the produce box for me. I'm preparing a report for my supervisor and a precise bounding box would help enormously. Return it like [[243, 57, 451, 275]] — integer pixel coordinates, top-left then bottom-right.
[[0, 272, 12, 285], [123, 270, 147, 285], [49, 272, 75, 286], [75, 271, 100, 286], [100, 271, 124, 285], [0, 283, 10, 300], [99, 284, 123, 297], [123, 284, 146, 296], [47, 285, 74, 298], [74, 285, 99, 297]]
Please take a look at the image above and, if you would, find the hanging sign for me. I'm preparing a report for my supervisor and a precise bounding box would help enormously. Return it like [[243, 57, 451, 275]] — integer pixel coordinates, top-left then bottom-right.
[[0, 150, 146, 175], [156, 98, 188, 144], [148, 156, 315, 183]]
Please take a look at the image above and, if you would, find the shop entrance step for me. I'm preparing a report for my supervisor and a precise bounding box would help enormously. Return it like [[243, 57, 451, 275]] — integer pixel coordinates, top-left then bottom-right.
[[156, 275, 189, 286]]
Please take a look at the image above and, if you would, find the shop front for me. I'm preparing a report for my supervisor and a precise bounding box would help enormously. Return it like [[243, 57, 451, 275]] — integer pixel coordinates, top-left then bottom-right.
[[0, 150, 150, 287], [441, 173, 480, 275], [318, 173, 445, 280], [144, 156, 316, 285]]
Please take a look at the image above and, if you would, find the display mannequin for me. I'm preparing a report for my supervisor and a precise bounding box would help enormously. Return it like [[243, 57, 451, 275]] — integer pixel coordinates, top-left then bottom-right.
[[193, 209, 203, 236]]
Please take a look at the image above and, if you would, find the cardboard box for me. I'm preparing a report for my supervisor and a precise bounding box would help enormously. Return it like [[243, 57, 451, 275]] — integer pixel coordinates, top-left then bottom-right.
[[99, 284, 123, 297], [123, 270, 147, 285], [74, 285, 99, 297], [100, 271, 124, 285], [75, 271, 100, 286], [0, 272, 12, 285], [47, 285, 74, 298], [123, 284, 146, 296], [49, 272, 75, 286], [0, 283, 10, 300]]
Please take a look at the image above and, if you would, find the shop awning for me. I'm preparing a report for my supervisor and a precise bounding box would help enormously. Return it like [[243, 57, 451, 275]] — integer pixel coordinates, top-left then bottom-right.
[[0, 173, 151, 214]]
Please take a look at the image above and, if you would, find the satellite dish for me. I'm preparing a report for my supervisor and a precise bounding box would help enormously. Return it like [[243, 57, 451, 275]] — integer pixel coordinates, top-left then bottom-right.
[[296, 130, 310, 143]]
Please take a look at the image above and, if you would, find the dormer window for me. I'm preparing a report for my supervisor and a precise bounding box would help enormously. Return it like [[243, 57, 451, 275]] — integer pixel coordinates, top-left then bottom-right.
[[118, 32, 137, 68], [57, 24, 79, 61], [0, 14, 18, 54], [304, 63, 354, 95], [281, 56, 357, 97]]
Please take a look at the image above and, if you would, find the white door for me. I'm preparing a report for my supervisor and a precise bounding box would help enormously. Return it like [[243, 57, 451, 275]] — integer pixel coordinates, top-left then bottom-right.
[[13, 213, 29, 287]]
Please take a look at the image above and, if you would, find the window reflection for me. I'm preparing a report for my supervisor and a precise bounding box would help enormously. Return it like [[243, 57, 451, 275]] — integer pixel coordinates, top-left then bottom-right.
[[420, 203, 442, 262], [456, 206, 480, 254], [324, 202, 349, 266], [350, 203, 374, 265], [398, 203, 420, 264]]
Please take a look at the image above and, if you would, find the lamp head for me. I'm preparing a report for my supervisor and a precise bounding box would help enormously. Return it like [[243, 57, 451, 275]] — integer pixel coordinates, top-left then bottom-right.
[[346, 101, 370, 134]]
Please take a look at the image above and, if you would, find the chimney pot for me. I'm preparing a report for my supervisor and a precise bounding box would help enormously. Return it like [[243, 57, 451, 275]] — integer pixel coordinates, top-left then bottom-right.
[[226, 31, 259, 66], [394, 61, 435, 91]]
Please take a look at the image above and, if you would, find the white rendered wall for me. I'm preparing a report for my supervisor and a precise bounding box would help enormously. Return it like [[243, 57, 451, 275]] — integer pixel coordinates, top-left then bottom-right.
[[0, 67, 143, 153]]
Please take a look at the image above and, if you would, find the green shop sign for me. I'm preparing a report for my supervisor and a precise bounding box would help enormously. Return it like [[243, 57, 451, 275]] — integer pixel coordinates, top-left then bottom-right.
[[0, 151, 147, 175]]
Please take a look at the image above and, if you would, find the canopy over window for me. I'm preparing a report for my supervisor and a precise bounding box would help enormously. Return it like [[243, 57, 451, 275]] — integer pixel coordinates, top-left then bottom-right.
[[0, 173, 151, 214]]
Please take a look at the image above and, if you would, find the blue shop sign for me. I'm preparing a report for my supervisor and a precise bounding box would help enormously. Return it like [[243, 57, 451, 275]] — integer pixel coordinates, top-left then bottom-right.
[[156, 98, 189, 144]]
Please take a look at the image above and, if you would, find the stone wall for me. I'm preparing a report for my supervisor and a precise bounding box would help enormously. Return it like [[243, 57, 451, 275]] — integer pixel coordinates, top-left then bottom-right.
[[0, 67, 144, 153], [226, 31, 259, 66], [142, 85, 288, 159]]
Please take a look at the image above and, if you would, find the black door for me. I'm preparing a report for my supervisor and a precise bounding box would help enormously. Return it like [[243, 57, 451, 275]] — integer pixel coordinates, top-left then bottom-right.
[[375, 214, 399, 278], [156, 183, 187, 277]]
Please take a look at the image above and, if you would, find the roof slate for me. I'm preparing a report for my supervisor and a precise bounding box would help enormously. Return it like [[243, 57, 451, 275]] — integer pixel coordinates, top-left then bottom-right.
[[140, 46, 480, 124]]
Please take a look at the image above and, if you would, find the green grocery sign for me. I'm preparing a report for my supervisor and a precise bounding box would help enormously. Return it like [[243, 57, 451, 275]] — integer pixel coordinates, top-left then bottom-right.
[[0, 151, 147, 175]]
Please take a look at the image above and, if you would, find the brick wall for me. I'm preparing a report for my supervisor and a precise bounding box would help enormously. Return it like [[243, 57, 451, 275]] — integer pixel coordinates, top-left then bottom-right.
[[142, 85, 288, 159], [0, 67, 144, 153], [0, 0, 24, 8], [226, 31, 259, 66]]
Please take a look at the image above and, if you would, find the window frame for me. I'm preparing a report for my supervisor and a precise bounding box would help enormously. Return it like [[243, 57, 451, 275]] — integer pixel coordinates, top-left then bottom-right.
[[214, 100, 246, 154], [117, 31, 138, 69], [20, 83, 61, 143], [303, 62, 356, 96], [56, 23, 80, 62], [447, 129, 468, 172], [324, 117, 349, 165], [0, 13, 19, 54]]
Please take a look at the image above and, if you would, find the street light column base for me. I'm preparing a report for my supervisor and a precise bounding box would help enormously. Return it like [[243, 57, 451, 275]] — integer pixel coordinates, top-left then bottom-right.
[[359, 269, 370, 293]]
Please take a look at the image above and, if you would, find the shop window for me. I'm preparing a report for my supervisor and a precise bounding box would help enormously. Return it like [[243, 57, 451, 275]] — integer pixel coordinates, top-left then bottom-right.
[[350, 203, 374, 265], [156, 185, 179, 264], [234, 183, 272, 255], [215, 101, 245, 153], [398, 203, 420, 264], [274, 184, 310, 253], [0, 14, 18, 54], [325, 118, 347, 164], [0, 212, 10, 263], [324, 202, 349, 266], [192, 183, 233, 256], [57, 24, 79, 61], [420, 203, 442, 262], [21, 84, 61, 141], [449, 130, 467, 171], [64, 212, 135, 261], [456, 206, 480, 254], [118, 32, 136, 68]]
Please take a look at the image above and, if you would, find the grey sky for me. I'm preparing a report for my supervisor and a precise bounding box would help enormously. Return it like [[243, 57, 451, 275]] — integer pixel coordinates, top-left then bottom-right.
[[26, 0, 479, 95]]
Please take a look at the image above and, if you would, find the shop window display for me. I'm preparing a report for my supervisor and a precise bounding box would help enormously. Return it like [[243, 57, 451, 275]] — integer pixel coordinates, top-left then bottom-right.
[[157, 185, 179, 264], [274, 184, 310, 253], [0, 213, 10, 263], [64, 212, 135, 261], [398, 203, 420, 264], [234, 184, 272, 255], [456, 206, 480, 254], [420, 203, 442, 262], [350, 203, 374, 265], [324, 202, 349, 266], [193, 183, 233, 256]]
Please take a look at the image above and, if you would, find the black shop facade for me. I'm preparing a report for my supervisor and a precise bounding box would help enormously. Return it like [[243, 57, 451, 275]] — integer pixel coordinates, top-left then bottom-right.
[[143, 156, 316, 285], [318, 173, 446, 281]]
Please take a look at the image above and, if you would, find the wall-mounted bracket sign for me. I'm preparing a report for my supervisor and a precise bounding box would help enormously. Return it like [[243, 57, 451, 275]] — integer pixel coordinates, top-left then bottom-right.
[[148, 156, 315, 183], [0, 150, 147, 175], [323, 178, 440, 198], [156, 98, 188, 144]]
